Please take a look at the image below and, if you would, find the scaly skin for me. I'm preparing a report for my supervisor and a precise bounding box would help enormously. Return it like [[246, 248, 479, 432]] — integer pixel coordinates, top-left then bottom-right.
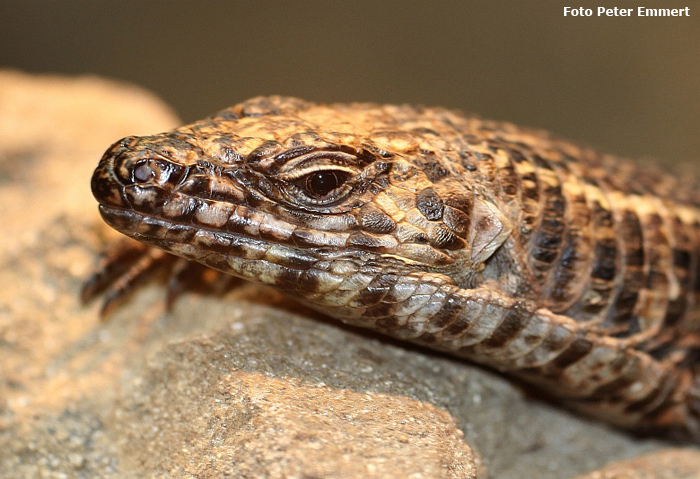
[[88, 96, 700, 440]]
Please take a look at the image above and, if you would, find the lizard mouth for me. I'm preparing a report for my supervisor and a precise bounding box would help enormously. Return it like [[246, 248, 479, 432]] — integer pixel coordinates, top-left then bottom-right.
[[96, 203, 342, 289], [94, 181, 353, 261], [97, 202, 319, 262]]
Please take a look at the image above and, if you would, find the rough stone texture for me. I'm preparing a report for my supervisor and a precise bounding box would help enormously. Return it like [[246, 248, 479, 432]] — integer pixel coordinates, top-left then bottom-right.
[[0, 70, 181, 479], [118, 362, 476, 478], [573, 449, 700, 479], [1, 70, 699, 479]]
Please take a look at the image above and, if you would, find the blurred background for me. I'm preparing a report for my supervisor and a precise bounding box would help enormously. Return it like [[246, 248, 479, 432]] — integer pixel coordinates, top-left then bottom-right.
[[1, 0, 698, 167]]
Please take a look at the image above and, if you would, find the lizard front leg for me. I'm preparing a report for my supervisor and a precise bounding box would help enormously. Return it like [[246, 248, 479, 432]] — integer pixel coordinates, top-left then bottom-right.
[[82, 237, 238, 316]]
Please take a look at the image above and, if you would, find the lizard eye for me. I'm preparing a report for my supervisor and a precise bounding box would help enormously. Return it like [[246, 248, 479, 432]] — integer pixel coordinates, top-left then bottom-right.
[[273, 150, 364, 207], [129, 158, 183, 186], [133, 161, 156, 182], [302, 170, 351, 198]]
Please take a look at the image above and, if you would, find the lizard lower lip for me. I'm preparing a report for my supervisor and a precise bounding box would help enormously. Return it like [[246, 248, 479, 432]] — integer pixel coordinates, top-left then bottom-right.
[[99, 204, 205, 245], [97, 204, 312, 261], [98, 205, 198, 248], [98, 205, 141, 233]]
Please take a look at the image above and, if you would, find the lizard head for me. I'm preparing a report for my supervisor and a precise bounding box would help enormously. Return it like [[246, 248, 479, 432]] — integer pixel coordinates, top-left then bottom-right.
[[92, 96, 512, 306]]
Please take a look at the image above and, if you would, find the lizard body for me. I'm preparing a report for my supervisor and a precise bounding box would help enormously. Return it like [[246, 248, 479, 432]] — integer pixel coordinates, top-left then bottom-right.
[[88, 96, 700, 440]]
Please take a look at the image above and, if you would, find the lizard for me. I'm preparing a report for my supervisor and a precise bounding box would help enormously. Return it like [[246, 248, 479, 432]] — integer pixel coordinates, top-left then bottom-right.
[[84, 95, 700, 442]]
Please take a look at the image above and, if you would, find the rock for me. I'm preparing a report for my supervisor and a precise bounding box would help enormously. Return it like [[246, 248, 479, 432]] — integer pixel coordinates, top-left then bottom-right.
[[117, 347, 477, 478], [0, 70, 179, 259], [573, 449, 700, 479], [0, 70, 180, 479], [0, 70, 697, 479]]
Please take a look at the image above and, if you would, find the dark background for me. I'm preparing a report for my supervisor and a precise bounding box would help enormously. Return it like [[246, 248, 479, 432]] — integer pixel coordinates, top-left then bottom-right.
[[2, 0, 699, 167]]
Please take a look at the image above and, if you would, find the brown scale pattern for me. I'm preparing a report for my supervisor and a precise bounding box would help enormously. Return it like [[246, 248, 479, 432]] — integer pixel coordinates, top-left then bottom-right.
[[86, 96, 700, 440], [483, 136, 700, 345]]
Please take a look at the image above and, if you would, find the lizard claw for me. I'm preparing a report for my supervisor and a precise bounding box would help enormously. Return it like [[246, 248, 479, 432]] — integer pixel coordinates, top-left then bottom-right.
[[81, 238, 153, 303], [82, 238, 175, 318], [82, 237, 238, 319]]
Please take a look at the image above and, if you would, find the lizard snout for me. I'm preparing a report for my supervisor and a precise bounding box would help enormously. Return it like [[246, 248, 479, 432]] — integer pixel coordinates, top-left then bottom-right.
[[91, 136, 187, 209]]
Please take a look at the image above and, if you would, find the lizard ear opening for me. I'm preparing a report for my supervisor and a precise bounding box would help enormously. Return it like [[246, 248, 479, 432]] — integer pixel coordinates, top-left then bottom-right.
[[468, 198, 513, 264]]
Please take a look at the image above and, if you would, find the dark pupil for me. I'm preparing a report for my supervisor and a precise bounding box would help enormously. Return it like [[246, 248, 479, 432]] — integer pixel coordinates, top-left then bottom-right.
[[134, 162, 155, 182], [306, 171, 345, 196]]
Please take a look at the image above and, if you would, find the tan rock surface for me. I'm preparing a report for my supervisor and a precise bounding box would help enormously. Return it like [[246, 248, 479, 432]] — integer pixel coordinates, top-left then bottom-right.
[[573, 449, 700, 479], [0, 70, 181, 479], [1, 71, 698, 479], [0, 70, 179, 259], [118, 361, 476, 478]]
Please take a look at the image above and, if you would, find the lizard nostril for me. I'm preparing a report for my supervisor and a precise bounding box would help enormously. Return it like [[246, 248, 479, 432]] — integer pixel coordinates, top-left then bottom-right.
[[134, 160, 156, 183]]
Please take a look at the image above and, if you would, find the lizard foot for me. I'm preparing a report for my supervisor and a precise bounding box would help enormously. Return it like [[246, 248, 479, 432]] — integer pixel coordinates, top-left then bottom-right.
[[81, 237, 237, 318]]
